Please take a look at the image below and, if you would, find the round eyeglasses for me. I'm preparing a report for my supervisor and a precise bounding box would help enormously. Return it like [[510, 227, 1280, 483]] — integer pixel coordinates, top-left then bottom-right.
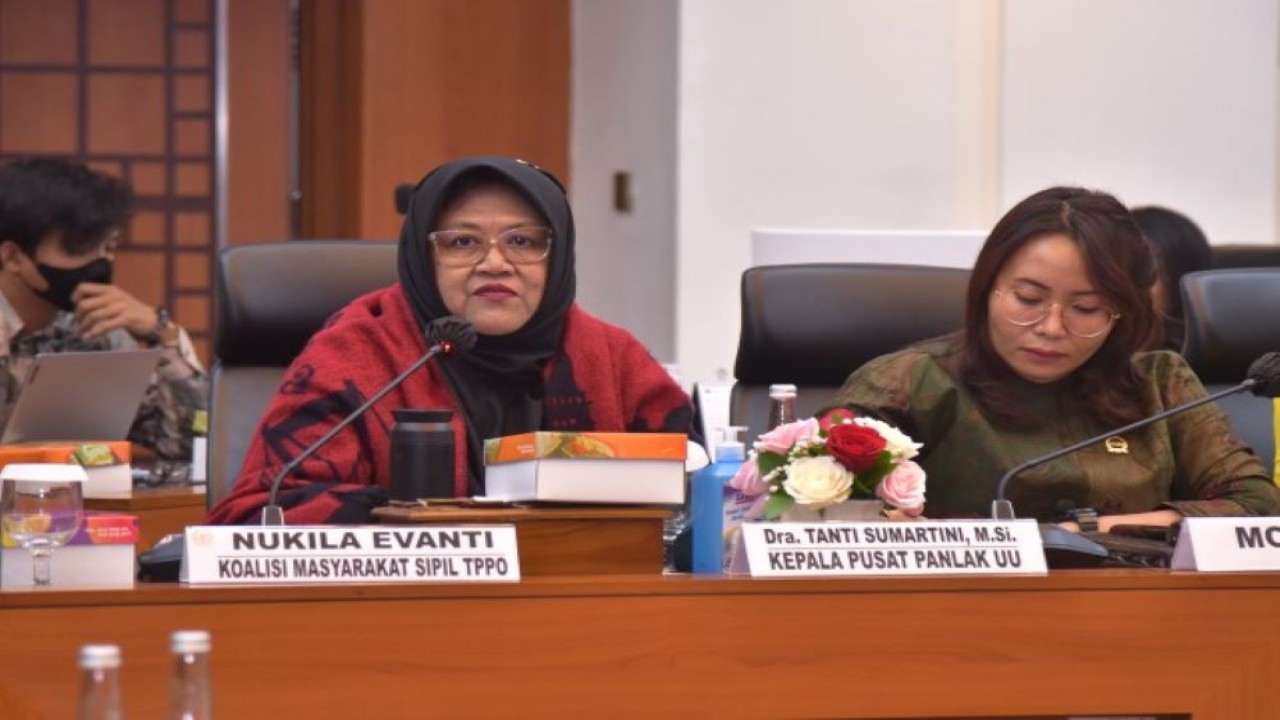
[[992, 288, 1120, 339], [427, 226, 552, 267]]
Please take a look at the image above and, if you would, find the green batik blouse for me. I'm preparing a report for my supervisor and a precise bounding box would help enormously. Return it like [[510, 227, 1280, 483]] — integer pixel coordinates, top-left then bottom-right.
[[828, 335, 1279, 521]]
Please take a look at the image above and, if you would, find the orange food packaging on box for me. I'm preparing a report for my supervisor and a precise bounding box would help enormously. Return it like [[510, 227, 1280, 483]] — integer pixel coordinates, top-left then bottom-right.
[[483, 432, 687, 504], [1, 511, 140, 549], [0, 440, 133, 498]]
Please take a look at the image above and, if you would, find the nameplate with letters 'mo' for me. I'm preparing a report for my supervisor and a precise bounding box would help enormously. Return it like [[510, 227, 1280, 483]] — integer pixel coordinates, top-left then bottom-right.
[[1171, 517, 1280, 572], [740, 519, 1047, 578], [181, 525, 521, 585]]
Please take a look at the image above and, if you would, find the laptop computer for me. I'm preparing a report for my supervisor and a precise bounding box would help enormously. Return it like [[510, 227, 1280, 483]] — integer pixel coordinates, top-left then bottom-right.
[[1, 349, 163, 444]]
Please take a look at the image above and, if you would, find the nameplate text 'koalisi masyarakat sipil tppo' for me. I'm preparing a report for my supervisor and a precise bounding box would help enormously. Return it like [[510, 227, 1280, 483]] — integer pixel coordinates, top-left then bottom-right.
[[1172, 516, 1280, 571], [740, 519, 1046, 578], [181, 525, 520, 585]]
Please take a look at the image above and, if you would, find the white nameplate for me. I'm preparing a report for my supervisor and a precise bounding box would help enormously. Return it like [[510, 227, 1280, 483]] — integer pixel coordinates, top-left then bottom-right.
[[740, 520, 1047, 577], [1171, 517, 1280, 572], [181, 525, 521, 585]]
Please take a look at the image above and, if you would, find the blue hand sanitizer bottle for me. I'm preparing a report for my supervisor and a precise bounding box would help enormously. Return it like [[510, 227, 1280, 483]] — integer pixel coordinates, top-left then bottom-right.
[[690, 426, 747, 574]]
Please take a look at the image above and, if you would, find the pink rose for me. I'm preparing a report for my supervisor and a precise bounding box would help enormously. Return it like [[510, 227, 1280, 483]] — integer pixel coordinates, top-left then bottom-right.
[[729, 458, 769, 496], [875, 461, 926, 512], [755, 418, 820, 455]]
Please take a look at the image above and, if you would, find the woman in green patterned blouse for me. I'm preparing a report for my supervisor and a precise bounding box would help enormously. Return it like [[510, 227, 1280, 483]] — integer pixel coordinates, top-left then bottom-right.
[[830, 187, 1279, 530]]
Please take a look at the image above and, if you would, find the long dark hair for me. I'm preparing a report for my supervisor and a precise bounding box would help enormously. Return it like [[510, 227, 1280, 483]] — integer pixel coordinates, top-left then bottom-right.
[[1131, 205, 1212, 320], [960, 187, 1160, 428]]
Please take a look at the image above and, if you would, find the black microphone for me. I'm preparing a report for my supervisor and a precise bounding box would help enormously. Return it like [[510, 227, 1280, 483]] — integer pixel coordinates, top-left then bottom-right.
[[260, 316, 478, 526], [990, 351, 1280, 564]]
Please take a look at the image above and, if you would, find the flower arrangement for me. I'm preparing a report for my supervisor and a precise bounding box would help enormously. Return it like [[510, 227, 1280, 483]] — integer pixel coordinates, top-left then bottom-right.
[[729, 411, 927, 520]]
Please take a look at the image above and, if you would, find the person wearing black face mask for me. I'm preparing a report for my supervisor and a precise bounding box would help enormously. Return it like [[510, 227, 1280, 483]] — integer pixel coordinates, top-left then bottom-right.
[[29, 253, 113, 313], [0, 157, 207, 462]]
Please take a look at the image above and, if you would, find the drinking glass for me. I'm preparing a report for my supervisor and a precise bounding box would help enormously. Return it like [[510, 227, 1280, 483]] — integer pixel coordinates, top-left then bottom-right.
[[0, 464, 86, 586]]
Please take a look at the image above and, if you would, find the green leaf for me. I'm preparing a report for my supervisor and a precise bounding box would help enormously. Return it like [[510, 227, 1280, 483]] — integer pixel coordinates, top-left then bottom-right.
[[857, 450, 896, 486], [762, 493, 795, 521], [848, 476, 875, 500], [756, 451, 787, 477]]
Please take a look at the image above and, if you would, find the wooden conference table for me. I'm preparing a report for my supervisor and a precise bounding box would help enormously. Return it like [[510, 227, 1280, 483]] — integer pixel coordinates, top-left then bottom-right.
[[1, 570, 1278, 719]]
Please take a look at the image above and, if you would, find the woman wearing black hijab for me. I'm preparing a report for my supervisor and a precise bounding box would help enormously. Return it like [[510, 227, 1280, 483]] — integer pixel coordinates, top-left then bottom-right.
[[209, 156, 693, 524]]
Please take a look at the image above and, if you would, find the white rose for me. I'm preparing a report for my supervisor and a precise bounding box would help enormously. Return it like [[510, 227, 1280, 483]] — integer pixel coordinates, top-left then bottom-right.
[[853, 417, 922, 461], [782, 456, 854, 508]]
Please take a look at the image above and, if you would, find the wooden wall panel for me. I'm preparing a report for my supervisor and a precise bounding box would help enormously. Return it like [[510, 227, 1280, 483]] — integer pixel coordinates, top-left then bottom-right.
[[301, 0, 571, 240], [0, 0, 222, 364], [173, 0, 206, 24], [2, 0, 568, 358], [131, 161, 167, 196], [0, 0, 77, 64], [86, 0, 165, 66], [174, 159, 210, 195], [174, 74, 210, 112], [114, 250, 166, 306], [225, 0, 291, 246], [174, 27, 210, 68], [174, 252, 208, 288], [86, 75, 167, 154], [298, 0, 362, 239], [131, 209, 165, 244], [174, 295, 208, 333], [358, 0, 571, 240], [0, 73, 78, 152]]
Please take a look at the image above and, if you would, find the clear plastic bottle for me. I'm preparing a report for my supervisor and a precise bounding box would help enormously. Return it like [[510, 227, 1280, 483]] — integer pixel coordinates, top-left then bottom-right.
[[78, 644, 123, 720], [767, 383, 798, 429], [166, 630, 212, 720]]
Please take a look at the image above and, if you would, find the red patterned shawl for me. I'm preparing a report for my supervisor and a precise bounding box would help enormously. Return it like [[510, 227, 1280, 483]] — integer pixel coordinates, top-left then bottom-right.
[[207, 285, 692, 525]]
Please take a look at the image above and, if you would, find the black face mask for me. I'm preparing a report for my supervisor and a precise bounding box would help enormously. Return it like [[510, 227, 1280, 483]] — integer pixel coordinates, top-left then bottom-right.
[[32, 257, 113, 312]]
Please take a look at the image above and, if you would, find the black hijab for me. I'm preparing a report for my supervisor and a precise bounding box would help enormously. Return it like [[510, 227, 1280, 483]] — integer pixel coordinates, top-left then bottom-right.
[[397, 156, 576, 492]]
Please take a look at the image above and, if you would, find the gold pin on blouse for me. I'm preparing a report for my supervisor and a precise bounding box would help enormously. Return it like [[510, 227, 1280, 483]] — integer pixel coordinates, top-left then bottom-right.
[[1104, 436, 1129, 454]]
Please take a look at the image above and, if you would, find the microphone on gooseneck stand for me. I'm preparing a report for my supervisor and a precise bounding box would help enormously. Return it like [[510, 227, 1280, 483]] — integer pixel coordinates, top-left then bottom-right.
[[990, 351, 1280, 566], [260, 316, 478, 526], [135, 317, 478, 580]]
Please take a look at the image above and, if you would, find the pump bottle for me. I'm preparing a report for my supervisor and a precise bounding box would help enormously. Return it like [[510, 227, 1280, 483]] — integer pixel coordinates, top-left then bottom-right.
[[689, 426, 748, 574]]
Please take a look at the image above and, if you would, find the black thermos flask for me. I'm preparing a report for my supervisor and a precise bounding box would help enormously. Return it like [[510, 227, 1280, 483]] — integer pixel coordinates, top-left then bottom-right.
[[389, 408, 455, 501]]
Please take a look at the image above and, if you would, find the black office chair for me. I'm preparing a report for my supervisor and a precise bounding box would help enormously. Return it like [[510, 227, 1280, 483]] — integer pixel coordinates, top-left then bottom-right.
[[729, 263, 970, 442], [1180, 268, 1279, 471], [1210, 244, 1280, 270], [208, 240, 399, 508]]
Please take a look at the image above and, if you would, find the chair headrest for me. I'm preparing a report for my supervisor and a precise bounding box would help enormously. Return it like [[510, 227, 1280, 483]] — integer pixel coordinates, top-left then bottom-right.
[[1181, 268, 1280, 383], [215, 241, 399, 366], [1210, 244, 1280, 270], [734, 264, 970, 385]]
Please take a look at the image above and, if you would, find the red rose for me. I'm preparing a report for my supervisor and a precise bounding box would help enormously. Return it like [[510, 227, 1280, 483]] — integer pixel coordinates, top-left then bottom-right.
[[826, 423, 886, 472]]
